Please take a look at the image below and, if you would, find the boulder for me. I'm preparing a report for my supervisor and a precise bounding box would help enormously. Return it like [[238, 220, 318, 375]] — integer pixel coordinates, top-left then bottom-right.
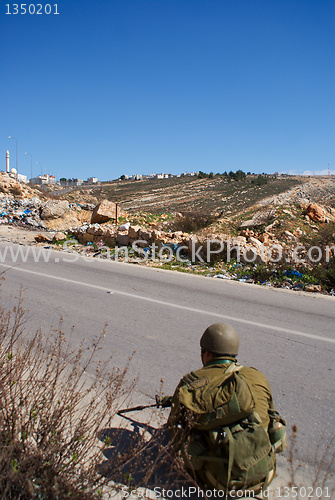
[[305, 204, 328, 223], [53, 232, 67, 242], [35, 234, 53, 243], [40, 200, 69, 220], [78, 233, 95, 244], [240, 209, 276, 228], [139, 228, 153, 242], [248, 236, 263, 247], [91, 200, 127, 224], [128, 225, 142, 239], [87, 224, 103, 235], [116, 231, 130, 246]]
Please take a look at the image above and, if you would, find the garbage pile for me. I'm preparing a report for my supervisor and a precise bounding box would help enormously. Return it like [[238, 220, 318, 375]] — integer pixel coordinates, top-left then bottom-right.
[[0, 196, 47, 229], [0, 194, 93, 231]]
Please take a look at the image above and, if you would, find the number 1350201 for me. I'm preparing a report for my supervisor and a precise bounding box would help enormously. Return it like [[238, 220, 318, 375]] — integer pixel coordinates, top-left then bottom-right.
[[276, 486, 331, 498], [6, 4, 59, 14]]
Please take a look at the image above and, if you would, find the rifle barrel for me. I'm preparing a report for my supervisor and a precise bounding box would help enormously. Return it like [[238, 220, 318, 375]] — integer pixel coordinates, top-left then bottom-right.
[[117, 403, 157, 415]]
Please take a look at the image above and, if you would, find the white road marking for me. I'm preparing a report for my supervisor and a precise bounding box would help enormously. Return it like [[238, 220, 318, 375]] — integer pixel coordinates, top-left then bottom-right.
[[1, 263, 334, 345]]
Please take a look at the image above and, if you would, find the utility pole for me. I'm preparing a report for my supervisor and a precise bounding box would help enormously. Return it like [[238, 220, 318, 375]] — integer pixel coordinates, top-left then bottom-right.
[[25, 152, 33, 180]]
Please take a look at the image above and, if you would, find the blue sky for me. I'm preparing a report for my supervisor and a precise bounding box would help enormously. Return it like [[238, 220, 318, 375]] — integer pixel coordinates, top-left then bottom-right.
[[1, 0, 334, 181]]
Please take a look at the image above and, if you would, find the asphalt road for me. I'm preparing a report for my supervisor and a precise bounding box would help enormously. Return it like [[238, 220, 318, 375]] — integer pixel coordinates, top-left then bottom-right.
[[0, 241, 334, 464]]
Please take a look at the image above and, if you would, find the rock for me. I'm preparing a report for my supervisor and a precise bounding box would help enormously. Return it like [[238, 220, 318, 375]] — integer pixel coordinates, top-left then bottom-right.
[[101, 224, 116, 239], [43, 213, 81, 231], [128, 225, 142, 239], [283, 230, 296, 241], [91, 200, 117, 224], [91, 200, 127, 224], [248, 236, 263, 247], [116, 231, 130, 246], [78, 232, 95, 244], [53, 231, 67, 241], [240, 209, 276, 228], [239, 229, 254, 237], [35, 234, 53, 243], [305, 204, 327, 223], [264, 220, 279, 232], [139, 228, 152, 242], [87, 224, 103, 235], [293, 228, 304, 238], [258, 233, 269, 243], [230, 236, 247, 245], [151, 229, 163, 240], [305, 284, 322, 293], [40, 200, 69, 220], [172, 231, 184, 239]]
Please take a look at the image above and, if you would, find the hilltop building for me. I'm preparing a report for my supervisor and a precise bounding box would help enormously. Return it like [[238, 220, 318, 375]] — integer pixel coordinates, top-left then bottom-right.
[[87, 177, 99, 184], [30, 174, 56, 185]]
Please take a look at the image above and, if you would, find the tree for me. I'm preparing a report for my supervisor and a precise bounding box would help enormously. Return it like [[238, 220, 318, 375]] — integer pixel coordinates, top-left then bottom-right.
[[228, 170, 246, 181], [253, 174, 268, 186], [198, 171, 208, 179], [235, 169, 246, 181]]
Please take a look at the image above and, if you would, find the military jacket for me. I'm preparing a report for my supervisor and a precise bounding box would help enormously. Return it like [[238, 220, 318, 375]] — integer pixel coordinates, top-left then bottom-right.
[[167, 357, 274, 439]]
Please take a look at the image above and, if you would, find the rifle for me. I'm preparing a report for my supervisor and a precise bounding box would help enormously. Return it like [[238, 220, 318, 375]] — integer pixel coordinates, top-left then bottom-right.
[[117, 395, 172, 416]]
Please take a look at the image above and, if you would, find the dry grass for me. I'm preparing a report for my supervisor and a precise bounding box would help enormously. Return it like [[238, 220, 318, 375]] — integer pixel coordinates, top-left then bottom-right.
[[61, 175, 302, 215], [0, 288, 136, 499]]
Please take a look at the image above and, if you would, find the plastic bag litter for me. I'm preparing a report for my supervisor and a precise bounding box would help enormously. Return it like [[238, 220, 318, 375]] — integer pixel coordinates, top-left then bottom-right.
[[119, 222, 130, 230]]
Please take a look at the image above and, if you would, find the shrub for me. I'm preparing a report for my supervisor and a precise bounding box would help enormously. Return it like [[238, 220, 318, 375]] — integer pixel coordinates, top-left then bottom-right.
[[0, 291, 135, 499], [304, 222, 335, 291], [169, 212, 217, 233]]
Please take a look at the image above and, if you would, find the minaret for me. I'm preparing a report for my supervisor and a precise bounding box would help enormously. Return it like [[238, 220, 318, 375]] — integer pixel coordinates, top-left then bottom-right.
[[6, 150, 10, 173]]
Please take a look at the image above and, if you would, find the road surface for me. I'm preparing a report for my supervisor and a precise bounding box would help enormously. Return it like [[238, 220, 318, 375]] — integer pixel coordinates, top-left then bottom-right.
[[0, 241, 334, 466]]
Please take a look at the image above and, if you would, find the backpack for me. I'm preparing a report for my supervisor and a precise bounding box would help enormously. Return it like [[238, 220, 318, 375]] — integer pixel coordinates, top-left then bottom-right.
[[175, 363, 276, 495]]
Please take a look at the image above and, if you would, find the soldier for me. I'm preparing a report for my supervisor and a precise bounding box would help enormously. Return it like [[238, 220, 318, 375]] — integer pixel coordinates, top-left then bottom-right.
[[166, 323, 286, 497]]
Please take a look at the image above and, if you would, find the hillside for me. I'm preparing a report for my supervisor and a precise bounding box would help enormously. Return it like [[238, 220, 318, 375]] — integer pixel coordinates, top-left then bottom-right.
[[62, 175, 304, 214]]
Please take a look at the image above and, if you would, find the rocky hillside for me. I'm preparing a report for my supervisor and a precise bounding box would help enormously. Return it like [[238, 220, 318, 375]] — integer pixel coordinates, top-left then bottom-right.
[[1, 172, 334, 294], [61, 175, 303, 215]]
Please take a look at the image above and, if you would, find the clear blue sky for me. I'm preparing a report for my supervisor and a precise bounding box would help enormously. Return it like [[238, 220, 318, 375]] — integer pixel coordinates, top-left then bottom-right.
[[1, 0, 334, 181]]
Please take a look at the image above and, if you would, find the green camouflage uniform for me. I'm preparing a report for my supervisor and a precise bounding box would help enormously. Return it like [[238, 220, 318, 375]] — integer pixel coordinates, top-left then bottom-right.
[[167, 357, 277, 493], [168, 357, 274, 434]]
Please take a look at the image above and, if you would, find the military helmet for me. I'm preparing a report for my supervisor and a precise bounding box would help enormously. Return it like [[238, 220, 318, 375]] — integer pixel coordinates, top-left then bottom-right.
[[200, 323, 239, 356]]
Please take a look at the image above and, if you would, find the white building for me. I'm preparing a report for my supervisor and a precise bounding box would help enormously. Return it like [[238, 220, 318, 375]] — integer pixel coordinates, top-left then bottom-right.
[[30, 174, 56, 185], [87, 177, 99, 184], [17, 173, 28, 183], [131, 174, 143, 181], [72, 178, 83, 186]]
